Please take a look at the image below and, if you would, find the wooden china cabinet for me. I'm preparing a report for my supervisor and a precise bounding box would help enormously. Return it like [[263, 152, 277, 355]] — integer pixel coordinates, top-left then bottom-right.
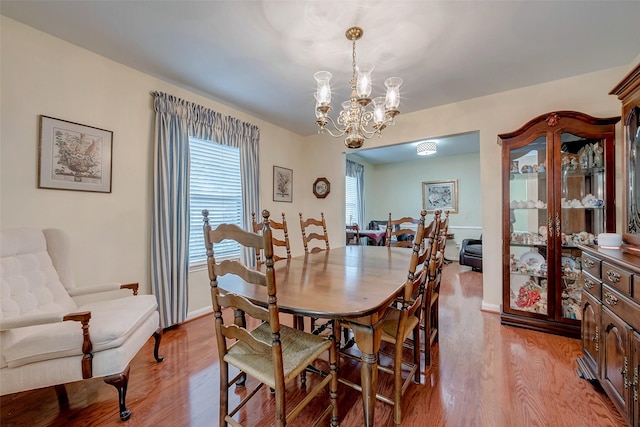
[[498, 111, 619, 338], [576, 63, 640, 427]]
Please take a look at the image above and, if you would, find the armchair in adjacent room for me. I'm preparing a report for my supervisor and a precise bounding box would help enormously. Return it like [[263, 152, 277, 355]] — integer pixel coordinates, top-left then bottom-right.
[[459, 236, 483, 271]]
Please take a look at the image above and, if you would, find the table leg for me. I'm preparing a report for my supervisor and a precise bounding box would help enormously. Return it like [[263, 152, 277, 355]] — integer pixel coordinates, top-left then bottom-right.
[[233, 309, 247, 387], [351, 324, 381, 427]]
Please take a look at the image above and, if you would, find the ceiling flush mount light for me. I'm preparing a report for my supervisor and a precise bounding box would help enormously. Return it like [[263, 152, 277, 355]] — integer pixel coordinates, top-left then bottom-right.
[[417, 141, 437, 155], [314, 27, 403, 149]]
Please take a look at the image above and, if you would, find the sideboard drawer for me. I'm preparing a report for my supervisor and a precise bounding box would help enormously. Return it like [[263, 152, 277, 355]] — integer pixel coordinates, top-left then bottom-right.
[[582, 273, 602, 300], [601, 262, 632, 296], [602, 284, 640, 331], [582, 253, 601, 279]]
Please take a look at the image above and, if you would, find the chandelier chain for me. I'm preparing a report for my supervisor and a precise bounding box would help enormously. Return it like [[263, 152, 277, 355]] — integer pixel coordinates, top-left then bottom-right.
[[351, 38, 357, 89]]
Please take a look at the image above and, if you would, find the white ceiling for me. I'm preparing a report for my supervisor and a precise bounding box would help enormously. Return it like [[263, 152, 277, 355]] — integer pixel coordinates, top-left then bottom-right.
[[2, 1, 639, 155]]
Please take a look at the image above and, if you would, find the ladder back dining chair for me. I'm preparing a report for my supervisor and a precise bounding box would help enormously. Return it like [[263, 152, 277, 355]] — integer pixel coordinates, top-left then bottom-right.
[[202, 209, 338, 427], [298, 212, 334, 337], [299, 212, 330, 253], [345, 223, 360, 245], [338, 209, 428, 424], [386, 214, 421, 248], [422, 209, 451, 365], [251, 211, 291, 265]]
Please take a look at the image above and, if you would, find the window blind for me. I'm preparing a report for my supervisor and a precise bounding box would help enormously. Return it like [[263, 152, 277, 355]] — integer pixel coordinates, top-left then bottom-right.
[[345, 175, 359, 225], [189, 137, 242, 264]]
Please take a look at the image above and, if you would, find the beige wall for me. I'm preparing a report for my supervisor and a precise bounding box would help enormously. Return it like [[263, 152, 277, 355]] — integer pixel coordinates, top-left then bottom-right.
[[2, 16, 633, 316], [352, 151, 482, 245], [0, 17, 312, 317]]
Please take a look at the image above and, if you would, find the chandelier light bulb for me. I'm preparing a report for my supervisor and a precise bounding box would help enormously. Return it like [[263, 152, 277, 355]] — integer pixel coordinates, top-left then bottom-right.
[[372, 97, 386, 124], [384, 77, 403, 111], [314, 71, 332, 105], [313, 27, 403, 149], [356, 65, 374, 99]]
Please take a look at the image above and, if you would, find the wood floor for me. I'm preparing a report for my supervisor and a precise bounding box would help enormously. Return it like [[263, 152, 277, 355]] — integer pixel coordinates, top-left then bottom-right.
[[0, 262, 627, 426]]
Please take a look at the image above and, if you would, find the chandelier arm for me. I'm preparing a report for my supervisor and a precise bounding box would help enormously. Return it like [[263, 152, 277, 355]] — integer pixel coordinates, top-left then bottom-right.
[[322, 127, 348, 139], [322, 116, 348, 137], [359, 127, 380, 139]]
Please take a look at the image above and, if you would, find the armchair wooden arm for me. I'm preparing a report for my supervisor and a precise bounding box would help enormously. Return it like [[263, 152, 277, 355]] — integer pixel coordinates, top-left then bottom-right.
[[66, 282, 139, 297], [1, 311, 95, 379], [63, 311, 93, 378]]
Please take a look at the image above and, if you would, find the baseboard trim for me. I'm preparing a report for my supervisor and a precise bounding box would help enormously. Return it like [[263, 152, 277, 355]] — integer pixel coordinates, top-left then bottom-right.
[[481, 301, 500, 313], [187, 306, 213, 321]]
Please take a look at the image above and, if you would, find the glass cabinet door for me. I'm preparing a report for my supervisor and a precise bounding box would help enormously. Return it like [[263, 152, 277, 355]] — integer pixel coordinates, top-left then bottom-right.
[[558, 132, 605, 321], [508, 136, 549, 315]]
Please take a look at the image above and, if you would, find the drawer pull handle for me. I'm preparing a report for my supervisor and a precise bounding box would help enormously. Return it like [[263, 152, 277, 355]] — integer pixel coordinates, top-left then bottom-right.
[[583, 279, 594, 289], [583, 258, 595, 268], [606, 270, 621, 283], [604, 292, 618, 306]]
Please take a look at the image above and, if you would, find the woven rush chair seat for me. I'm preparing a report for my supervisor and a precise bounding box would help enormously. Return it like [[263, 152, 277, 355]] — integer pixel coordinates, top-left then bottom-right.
[[379, 305, 421, 345], [225, 321, 334, 387]]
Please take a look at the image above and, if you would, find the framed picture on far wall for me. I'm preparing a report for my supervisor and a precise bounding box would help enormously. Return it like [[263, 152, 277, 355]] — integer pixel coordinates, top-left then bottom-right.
[[38, 115, 113, 193], [273, 166, 293, 202], [422, 179, 458, 213]]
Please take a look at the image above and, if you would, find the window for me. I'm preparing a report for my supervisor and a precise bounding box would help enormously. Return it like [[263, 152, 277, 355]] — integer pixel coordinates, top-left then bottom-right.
[[346, 159, 364, 227], [189, 137, 242, 265], [345, 175, 359, 225]]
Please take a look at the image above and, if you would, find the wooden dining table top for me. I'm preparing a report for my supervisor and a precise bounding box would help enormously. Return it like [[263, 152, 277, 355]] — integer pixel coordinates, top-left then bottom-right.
[[215, 245, 411, 319]]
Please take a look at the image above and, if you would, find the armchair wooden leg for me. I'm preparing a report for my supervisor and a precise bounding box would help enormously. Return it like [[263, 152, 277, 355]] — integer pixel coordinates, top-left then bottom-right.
[[54, 384, 69, 410], [153, 328, 164, 362], [104, 365, 131, 421]]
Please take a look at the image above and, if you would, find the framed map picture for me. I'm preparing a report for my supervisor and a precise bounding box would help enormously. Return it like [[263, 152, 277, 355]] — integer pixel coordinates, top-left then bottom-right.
[[422, 179, 458, 213], [38, 115, 113, 193]]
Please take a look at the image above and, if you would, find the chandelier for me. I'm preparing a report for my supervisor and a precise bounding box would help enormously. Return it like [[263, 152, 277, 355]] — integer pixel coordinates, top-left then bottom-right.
[[314, 27, 403, 149]]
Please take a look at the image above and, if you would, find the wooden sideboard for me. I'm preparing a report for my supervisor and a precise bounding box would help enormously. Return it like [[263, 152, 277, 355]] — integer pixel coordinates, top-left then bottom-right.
[[578, 245, 640, 427]]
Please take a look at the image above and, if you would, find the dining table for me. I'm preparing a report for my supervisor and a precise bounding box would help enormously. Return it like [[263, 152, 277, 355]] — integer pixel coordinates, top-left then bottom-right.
[[216, 245, 412, 426], [354, 229, 387, 245]]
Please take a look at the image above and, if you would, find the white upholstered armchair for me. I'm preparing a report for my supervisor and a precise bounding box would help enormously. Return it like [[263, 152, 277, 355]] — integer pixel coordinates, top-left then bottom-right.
[[0, 228, 163, 421]]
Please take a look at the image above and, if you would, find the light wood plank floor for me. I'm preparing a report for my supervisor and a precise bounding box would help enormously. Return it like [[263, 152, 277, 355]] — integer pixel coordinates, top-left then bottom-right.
[[1, 263, 626, 426]]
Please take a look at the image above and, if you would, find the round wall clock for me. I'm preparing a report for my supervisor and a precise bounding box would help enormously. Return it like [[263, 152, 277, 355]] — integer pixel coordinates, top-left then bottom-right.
[[313, 177, 330, 198]]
